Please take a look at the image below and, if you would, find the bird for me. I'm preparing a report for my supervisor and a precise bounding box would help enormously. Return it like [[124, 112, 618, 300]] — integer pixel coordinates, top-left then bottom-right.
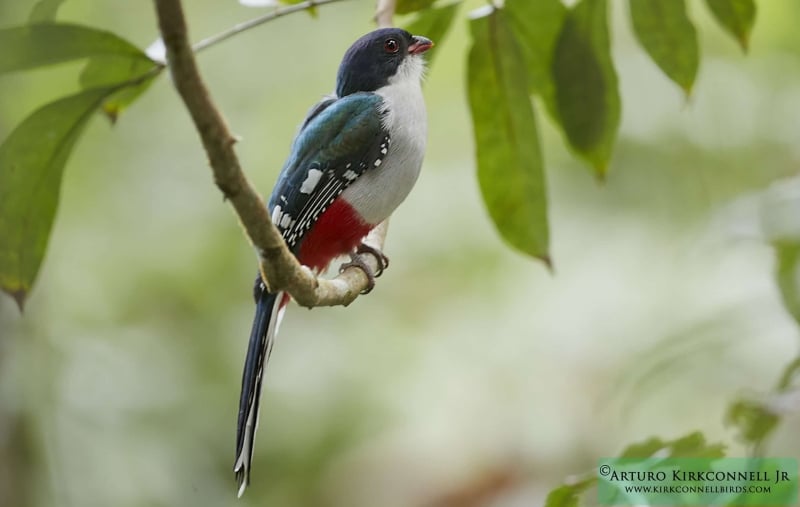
[[233, 28, 433, 496]]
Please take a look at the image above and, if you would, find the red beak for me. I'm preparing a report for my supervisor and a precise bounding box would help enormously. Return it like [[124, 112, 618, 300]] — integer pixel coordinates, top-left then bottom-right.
[[408, 35, 434, 55]]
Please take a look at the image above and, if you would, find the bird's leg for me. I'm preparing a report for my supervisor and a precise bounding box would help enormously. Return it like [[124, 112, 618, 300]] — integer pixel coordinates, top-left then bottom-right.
[[338, 242, 390, 294]]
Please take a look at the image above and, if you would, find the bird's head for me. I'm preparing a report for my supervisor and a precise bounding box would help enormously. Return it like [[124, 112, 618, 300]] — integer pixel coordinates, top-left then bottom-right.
[[336, 28, 433, 97]]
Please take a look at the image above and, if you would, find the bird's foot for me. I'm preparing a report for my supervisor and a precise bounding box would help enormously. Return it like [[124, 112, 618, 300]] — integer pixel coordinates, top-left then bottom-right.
[[355, 242, 389, 276], [339, 243, 390, 295]]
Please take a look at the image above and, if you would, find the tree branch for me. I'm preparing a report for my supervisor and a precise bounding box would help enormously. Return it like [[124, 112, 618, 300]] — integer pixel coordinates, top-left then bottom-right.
[[192, 0, 349, 54], [374, 0, 397, 28], [153, 0, 381, 307]]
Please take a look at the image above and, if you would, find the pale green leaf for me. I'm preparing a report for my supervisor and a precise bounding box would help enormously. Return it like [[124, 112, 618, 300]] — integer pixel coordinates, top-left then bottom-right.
[[0, 87, 115, 309], [619, 432, 725, 458], [28, 0, 66, 23], [630, 0, 699, 94], [467, 8, 550, 263], [545, 485, 584, 507], [552, 0, 620, 178], [80, 56, 160, 122], [726, 357, 800, 447], [544, 480, 594, 507], [726, 398, 780, 447], [774, 241, 800, 325], [668, 432, 726, 458]]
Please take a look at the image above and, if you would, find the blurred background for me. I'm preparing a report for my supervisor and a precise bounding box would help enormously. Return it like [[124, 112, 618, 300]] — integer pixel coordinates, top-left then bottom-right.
[[1, 0, 799, 506]]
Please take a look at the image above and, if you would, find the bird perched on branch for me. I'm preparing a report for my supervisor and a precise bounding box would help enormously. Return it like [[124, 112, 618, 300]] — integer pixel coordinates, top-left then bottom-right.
[[234, 28, 433, 496]]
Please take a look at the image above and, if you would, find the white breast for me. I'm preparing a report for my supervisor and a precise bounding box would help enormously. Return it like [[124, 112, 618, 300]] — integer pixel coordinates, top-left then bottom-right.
[[341, 56, 428, 225]]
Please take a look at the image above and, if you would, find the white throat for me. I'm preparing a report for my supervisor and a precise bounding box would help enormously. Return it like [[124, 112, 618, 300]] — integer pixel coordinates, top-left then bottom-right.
[[378, 55, 427, 134]]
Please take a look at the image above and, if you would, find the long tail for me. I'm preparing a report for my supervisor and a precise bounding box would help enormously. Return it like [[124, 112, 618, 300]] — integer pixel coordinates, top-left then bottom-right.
[[234, 276, 284, 497]]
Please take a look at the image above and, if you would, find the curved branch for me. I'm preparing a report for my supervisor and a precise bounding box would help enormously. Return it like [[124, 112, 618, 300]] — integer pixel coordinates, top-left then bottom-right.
[[153, 0, 380, 307]]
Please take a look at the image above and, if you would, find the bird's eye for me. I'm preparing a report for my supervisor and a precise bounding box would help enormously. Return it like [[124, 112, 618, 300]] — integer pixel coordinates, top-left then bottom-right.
[[384, 38, 399, 54]]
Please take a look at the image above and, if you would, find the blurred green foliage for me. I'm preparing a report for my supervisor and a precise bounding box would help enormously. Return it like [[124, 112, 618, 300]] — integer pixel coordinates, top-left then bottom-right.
[[1, 0, 799, 506], [546, 432, 726, 507]]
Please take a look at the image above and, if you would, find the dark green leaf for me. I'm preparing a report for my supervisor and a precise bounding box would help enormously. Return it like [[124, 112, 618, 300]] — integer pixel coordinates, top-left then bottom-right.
[[397, 0, 437, 15], [0, 87, 115, 310], [28, 0, 66, 23], [630, 0, 699, 94], [403, 2, 460, 71], [552, 0, 620, 178], [467, 8, 550, 263], [505, 0, 566, 119], [705, 0, 756, 52], [0, 24, 150, 75], [80, 56, 160, 122]]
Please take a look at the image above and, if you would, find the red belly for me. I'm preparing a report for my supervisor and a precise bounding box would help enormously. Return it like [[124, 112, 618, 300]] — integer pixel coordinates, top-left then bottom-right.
[[297, 199, 373, 271]]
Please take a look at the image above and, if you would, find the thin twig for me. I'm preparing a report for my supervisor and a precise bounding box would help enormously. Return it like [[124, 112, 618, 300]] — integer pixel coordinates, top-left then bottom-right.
[[153, 0, 379, 307], [192, 0, 350, 54], [374, 0, 396, 28]]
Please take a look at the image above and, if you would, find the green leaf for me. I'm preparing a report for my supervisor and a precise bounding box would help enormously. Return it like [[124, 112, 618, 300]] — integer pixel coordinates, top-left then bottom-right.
[[0, 23, 150, 75], [726, 357, 800, 447], [705, 0, 756, 52], [397, 0, 437, 15], [774, 241, 800, 325], [467, 8, 550, 263], [80, 56, 160, 122], [776, 357, 800, 390], [726, 398, 780, 446], [618, 437, 670, 458], [0, 87, 115, 310], [545, 476, 596, 507], [668, 432, 726, 458], [403, 2, 460, 71], [505, 0, 566, 120], [552, 0, 620, 179], [545, 432, 725, 507], [28, 0, 66, 23], [545, 480, 594, 507], [629, 0, 699, 94], [619, 432, 725, 459]]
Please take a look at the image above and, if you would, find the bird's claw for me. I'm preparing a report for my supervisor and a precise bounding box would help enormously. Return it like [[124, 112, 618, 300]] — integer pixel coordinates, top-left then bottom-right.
[[354, 243, 389, 276], [338, 243, 390, 295]]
